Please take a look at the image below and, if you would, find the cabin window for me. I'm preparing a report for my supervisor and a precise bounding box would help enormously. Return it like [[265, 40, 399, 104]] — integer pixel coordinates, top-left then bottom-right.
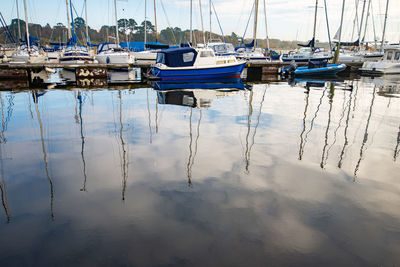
[[200, 51, 214, 57], [156, 53, 165, 64], [386, 51, 393, 60], [183, 52, 195, 62], [394, 52, 400, 61]]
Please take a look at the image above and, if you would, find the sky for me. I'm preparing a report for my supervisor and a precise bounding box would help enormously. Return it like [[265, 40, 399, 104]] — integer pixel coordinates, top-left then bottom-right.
[[2, 0, 400, 43]]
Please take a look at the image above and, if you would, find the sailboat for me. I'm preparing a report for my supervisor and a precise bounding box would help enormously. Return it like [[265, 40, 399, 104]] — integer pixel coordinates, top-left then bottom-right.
[[10, 0, 47, 63], [281, 0, 333, 63], [59, 0, 95, 64], [151, 0, 245, 81], [95, 0, 135, 64], [236, 0, 268, 61]]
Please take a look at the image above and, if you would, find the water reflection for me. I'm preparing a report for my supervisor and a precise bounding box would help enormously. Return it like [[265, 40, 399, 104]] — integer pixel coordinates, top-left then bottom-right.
[[0, 145, 10, 222], [78, 92, 88, 192], [32, 90, 55, 220], [354, 86, 377, 179], [0, 80, 399, 266]]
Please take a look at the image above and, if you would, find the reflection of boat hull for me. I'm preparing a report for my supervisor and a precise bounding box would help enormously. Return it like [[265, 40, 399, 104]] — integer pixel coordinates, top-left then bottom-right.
[[151, 63, 246, 80], [360, 62, 400, 75], [152, 78, 245, 91]]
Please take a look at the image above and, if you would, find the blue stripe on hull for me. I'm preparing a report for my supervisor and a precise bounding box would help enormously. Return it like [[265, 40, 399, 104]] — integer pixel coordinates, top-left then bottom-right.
[[151, 63, 246, 80]]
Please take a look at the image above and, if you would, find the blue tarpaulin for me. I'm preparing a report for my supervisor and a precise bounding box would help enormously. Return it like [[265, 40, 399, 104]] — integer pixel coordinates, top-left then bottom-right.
[[120, 42, 169, 52]]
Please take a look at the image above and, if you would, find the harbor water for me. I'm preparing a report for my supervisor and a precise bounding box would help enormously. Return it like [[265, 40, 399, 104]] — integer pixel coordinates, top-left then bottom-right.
[[0, 74, 399, 266]]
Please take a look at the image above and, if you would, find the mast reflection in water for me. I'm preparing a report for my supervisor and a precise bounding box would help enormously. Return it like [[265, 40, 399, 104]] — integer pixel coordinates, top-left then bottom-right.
[[0, 79, 399, 266]]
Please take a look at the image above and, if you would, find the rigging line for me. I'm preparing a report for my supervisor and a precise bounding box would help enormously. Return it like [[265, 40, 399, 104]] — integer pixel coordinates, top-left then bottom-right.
[[242, 0, 256, 42], [159, 0, 176, 44], [210, 0, 225, 42]]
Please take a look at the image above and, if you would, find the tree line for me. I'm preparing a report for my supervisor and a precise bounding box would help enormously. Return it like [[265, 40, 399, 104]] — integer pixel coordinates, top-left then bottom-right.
[[1, 17, 313, 50]]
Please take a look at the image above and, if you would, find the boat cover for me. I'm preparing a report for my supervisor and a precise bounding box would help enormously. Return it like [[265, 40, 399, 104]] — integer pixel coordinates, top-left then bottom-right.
[[156, 47, 198, 67]]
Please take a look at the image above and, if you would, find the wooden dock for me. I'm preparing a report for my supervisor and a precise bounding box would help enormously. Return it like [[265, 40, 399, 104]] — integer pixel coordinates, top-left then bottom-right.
[[0, 61, 362, 83]]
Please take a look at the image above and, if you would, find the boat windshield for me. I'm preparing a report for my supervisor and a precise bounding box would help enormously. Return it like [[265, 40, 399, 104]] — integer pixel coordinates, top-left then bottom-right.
[[66, 46, 88, 52], [200, 50, 215, 57], [156, 53, 165, 64], [395, 51, 400, 61]]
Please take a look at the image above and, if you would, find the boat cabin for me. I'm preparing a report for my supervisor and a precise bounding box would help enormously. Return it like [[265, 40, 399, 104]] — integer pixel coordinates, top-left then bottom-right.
[[97, 43, 126, 54], [383, 49, 400, 62]]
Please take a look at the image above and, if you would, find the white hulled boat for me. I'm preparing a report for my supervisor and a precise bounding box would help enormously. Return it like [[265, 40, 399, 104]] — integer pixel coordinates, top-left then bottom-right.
[[360, 47, 400, 75], [60, 45, 96, 65], [10, 44, 47, 63], [95, 43, 135, 64]]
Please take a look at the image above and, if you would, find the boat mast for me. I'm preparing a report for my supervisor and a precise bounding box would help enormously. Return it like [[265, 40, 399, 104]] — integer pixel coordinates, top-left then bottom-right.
[[144, 0, 147, 49], [23, 0, 30, 51], [333, 0, 346, 63], [114, 0, 119, 45], [311, 0, 318, 52], [358, 0, 366, 44], [154, 0, 158, 43], [65, 0, 72, 39], [16, 0, 21, 41], [209, 0, 212, 41], [323, 0, 332, 51], [253, 0, 259, 50], [263, 0, 269, 51], [362, 0, 371, 47], [69, 0, 76, 44], [190, 0, 193, 44], [199, 0, 206, 44], [381, 0, 389, 50], [371, 1, 377, 49], [85, 0, 89, 44]]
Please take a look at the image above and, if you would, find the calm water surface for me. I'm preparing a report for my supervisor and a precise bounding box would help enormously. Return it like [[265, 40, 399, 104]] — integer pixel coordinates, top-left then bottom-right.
[[0, 76, 399, 266]]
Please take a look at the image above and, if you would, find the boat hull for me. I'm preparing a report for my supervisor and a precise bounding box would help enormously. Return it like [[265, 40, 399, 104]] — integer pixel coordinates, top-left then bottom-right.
[[95, 53, 134, 64], [151, 63, 246, 80], [282, 64, 347, 77]]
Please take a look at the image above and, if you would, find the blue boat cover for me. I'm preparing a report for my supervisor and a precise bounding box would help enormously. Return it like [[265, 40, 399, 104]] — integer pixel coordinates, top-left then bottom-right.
[[120, 42, 169, 51], [298, 38, 315, 48], [156, 47, 198, 67]]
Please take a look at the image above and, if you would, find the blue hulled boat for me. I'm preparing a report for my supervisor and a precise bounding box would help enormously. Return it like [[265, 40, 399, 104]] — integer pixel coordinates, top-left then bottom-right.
[[151, 47, 246, 81], [282, 61, 347, 77]]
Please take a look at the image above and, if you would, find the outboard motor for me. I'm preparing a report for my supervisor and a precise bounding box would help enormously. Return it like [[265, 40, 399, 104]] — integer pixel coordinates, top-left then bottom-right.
[[285, 61, 298, 76]]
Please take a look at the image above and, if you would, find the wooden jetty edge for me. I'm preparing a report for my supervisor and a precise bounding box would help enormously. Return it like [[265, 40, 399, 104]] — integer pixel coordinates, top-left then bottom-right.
[[0, 61, 363, 81]]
